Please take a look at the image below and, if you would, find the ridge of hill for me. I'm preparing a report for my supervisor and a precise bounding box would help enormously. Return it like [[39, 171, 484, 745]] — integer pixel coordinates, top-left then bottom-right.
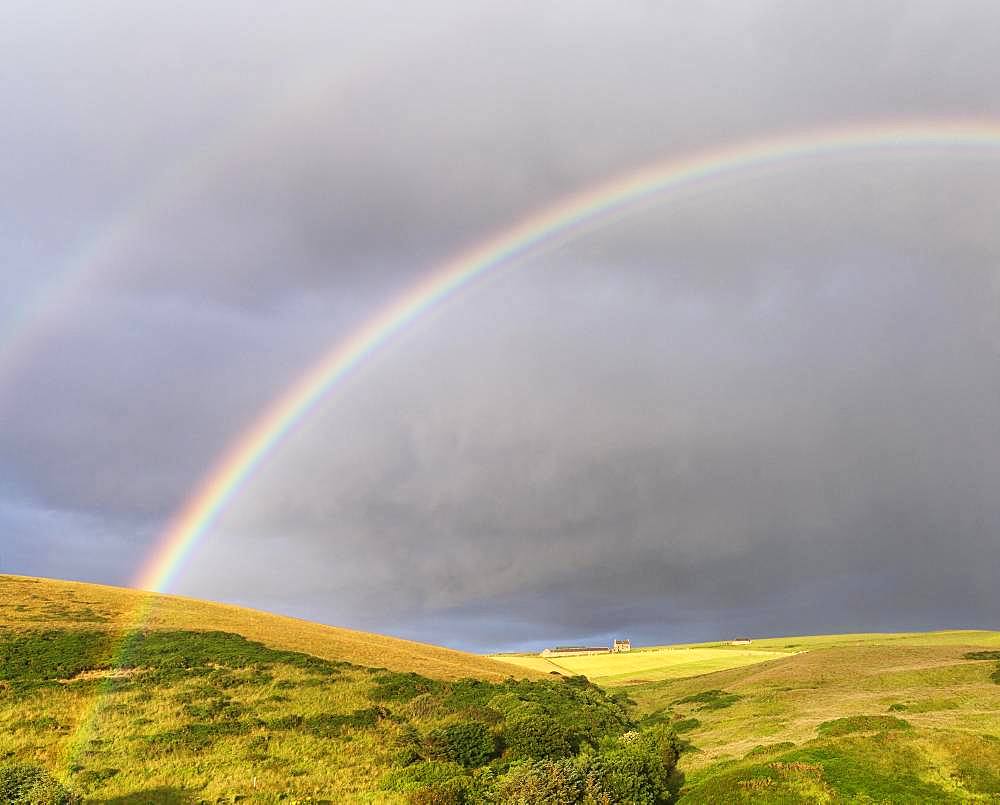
[[0, 575, 538, 682]]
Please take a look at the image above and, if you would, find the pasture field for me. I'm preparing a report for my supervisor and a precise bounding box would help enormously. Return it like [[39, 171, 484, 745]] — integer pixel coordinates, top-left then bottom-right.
[[629, 632, 1000, 801], [492, 646, 794, 685], [493, 631, 1000, 801]]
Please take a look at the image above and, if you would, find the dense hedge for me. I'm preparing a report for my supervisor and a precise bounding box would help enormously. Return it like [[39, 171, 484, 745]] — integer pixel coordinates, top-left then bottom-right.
[[0, 764, 78, 805]]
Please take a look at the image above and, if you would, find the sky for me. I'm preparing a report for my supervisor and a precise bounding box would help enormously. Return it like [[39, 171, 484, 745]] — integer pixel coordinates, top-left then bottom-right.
[[3, 1, 1000, 652]]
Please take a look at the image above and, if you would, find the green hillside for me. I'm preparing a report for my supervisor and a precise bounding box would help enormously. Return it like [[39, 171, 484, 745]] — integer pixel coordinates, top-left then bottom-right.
[[0, 576, 676, 803]]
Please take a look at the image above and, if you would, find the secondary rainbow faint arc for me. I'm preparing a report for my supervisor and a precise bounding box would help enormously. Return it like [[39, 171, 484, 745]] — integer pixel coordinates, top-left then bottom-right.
[[136, 119, 1000, 594]]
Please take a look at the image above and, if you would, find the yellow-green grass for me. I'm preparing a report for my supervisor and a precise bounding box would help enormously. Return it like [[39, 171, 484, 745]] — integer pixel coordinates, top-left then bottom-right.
[[624, 635, 1000, 801], [492, 647, 793, 685], [494, 630, 1000, 800], [2, 575, 560, 802], [0, 574, 540, 682]]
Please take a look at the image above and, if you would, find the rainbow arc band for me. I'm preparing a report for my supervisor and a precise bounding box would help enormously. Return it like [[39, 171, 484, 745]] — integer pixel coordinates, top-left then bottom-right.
[[136, 120, 1000, 595]]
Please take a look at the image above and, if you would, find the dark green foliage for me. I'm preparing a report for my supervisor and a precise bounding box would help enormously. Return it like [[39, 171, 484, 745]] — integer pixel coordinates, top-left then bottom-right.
[[502, 716, 575, 761], [0, 630, 115, 689], [371, 671, 444, 702], [671, 717, 700, 734], [263, 707, 389, 738], [144, 721, 253, 754], [442, 679, 495, 709], [743, 741, 795, 758], [0, 629, 348, 693], [407, 779, 468, 804], [817, 715, 911, 737], [265, 714, 304, 730], [302, 706, 389, 737], [113, 630, 347, 682], [0, 763, 79, 804], [582, 726, 679, 804], [381, 761, 467, 793], [74, 767, 119, 787], [489, 676, 635, 755], [180, 694, 245, 721], [493, 759, 584, 803], [426, 722, 497, 768], [675, 689, 742, 710]]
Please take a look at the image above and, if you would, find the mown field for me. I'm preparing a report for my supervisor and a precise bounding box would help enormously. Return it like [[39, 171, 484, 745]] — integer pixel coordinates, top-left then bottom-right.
[[491, 647, 794, 685]]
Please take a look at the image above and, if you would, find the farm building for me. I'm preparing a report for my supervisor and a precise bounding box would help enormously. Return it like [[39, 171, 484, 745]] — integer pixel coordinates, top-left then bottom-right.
[[729, 638, 753, 645], [540, 645, 609, 656], [612, 639, 632, 653]]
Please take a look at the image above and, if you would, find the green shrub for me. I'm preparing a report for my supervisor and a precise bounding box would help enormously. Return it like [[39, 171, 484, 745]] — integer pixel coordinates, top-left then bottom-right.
[[372, 672, 444, 702], [0, 763, 78, 804], [743, 741, 795, 758], [493, 759, 584, 803], [406, 778, 468, 804], [581, 728, 678, 805], [381, 761, 466, 793], [817, 715, 911, 737], [674, 689, 742, 710], [426, 721, 497, 768], [503, 715, 575, 761]]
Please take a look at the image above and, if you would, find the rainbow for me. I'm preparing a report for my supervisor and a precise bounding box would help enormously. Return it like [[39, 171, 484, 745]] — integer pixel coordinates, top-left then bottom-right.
[[136, 119, 1000, 593]]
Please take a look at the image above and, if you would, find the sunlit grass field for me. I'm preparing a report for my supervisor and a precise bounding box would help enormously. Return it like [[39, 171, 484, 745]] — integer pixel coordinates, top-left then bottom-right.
[[0, 575, 544, 802], [491, 630, 1000, 800], [491, 646, 793, 684]]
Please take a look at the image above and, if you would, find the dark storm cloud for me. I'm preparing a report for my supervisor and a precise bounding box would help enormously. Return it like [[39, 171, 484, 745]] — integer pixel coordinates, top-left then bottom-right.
[[4, 1, 1000, 649]]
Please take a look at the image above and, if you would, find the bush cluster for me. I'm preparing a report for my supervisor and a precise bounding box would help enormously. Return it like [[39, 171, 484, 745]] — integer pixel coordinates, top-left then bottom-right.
[[0, 763, 78, 805], [392, 723, 680, 804]]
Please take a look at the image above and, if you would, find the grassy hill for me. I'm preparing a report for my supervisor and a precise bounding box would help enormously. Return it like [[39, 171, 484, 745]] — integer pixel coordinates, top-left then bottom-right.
[[0, 575, 531, 682], [1, 576, 674, 804], [615, 632, 1000, 801]]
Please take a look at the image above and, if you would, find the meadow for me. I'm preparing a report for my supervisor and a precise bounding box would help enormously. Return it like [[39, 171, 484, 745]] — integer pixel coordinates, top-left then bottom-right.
[[0, 576, 669, 803], [491, 646, 794, 685]]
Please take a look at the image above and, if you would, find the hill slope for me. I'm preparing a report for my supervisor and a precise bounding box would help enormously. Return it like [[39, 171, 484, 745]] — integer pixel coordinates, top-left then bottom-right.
[[626, 632, 1000, 802], [0, 575, 535, 682], [0, 576, 682, 803]]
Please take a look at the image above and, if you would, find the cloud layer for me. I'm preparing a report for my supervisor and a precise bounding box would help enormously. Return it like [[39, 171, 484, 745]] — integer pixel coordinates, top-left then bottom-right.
[[4, 1, 1000, 650]]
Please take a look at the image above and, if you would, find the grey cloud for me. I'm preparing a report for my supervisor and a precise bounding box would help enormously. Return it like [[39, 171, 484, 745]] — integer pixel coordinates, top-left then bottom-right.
[[4, 1, 1000, 650]]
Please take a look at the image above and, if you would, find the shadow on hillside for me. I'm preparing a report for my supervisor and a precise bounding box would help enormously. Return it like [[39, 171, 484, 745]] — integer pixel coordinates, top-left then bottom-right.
[[101, 788, 192, 804]]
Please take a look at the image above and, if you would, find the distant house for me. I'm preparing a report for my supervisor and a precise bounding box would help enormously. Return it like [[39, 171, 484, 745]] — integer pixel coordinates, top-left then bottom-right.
[[729, 638, 753, 645], [612, 639, 632, 653], [541, 645, 609, 656]]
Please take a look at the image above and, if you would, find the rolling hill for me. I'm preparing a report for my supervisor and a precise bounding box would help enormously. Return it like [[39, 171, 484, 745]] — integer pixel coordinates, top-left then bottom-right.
[[0, 575, 536, 682]]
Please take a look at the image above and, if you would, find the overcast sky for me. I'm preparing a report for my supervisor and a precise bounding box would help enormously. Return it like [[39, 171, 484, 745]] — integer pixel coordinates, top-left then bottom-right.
[[3, 1, 1000, 652]]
